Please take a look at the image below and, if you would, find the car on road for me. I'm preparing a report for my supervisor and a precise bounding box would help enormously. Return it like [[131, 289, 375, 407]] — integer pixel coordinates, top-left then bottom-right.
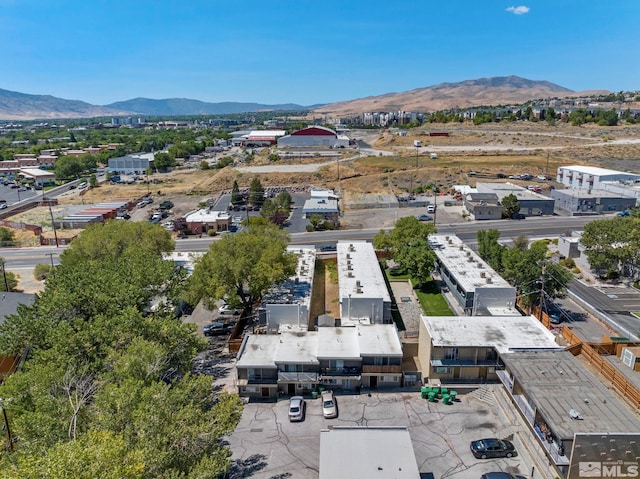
[[78, 182, 87, 189], [426, 204, 436, 214], [288, 396, 306, 422], [0, 204, 7, 210], [617, 210, 630, 217], [417, 214, 433, 222], [321, 390, 338, 419], [203, 322, 233, 336], [68, 184, 76, 190], [537, 175, 548, 181], [470, 438, 517, 459], [481, 473, 527, 479], [549, 314, 562, 324]]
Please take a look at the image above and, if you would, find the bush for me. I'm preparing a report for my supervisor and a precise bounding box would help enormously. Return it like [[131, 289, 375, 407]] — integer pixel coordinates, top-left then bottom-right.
[[34, 263, 52, 281], [305, 224, 314, 232], [207, 229, 217, 236], [560, 258, 576, 269]]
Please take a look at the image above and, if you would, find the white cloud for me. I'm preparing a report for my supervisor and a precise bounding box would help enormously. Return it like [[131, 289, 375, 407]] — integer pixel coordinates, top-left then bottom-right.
[[506, 5, 530, 15]]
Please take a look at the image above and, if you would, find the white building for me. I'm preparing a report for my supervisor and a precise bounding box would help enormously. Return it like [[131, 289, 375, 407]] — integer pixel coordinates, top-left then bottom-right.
[[429, 234, 517, 315], [337, 241, 391, 325], [319, 427, 420, 479], [557, 165, 640, 190], [108, 153, 154, 174], [261, 246, 316, 333]]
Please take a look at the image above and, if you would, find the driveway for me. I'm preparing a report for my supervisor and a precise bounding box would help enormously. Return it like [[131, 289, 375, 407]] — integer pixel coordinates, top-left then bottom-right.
[[226, 389, 537, 479]]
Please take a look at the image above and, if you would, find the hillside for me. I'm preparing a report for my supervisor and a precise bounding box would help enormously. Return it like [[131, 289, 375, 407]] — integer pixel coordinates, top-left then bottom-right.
[[0, 88, 129, 120], [105, 98, 312, 116], [313, 75, 606, 116]]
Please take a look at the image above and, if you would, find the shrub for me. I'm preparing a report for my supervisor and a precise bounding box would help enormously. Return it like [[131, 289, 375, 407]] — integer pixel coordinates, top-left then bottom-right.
[[207, 229, 217, 237], [34, 263, 52, 281]]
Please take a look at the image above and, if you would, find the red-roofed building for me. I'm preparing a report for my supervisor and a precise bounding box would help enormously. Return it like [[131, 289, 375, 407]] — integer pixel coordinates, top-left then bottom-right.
[[278, 126, 349, 148]]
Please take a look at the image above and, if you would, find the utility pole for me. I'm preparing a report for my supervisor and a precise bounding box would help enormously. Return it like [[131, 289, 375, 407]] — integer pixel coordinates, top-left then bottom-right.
[[47, 200, 59, 248], [538, 265, 546, 321], [45, 252, 55, 268], [0, 260, 8, 292]]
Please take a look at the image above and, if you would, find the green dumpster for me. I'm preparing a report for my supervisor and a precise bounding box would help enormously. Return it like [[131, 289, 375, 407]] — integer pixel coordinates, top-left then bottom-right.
[[421, 387, 429, 399], [427, 391, 437, 402], [311, 391, 318, 399], [449, 391, 457, 402]]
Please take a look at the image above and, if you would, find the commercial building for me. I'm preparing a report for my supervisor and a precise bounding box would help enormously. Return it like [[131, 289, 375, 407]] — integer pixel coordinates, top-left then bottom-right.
[[319, 427, 420, 479], [463, 192, 504, 220], [277, 126, 349, 149], [53, 201, 129, 229], [499, 350, 640, 476], [476, 182, 555, 216], [418, 315, 561, 383], [337, 241, 391, 325], [557, 165, 640, 190], [428, 234, 517, 315], [183, 208, 230, 235], [260, 246, 316, 333], [108, 153, 154, 174], [551, 188, 637, 214], [235, 324, 403, 399], [18, 168, 56, 187]]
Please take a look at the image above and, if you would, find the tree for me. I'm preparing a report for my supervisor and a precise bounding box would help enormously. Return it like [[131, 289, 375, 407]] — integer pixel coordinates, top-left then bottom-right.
[[477, 229, 505, 272], [248, 177, 264, 206], [89, 173, 98, 188], [153, 152, 175, 172], [373, 216, 437, 282], [501, 193, 521, 219], [581, 216, 640, 278], [546, 107, 556, 125], [53, 155, 84, 179], [199, 160, 210, 170], [0, 218, 241, 478], [231, 180, 242, 205], [34, 263, 52, 281], [0, 227, 15, 245], [186, 222, 297, 312]]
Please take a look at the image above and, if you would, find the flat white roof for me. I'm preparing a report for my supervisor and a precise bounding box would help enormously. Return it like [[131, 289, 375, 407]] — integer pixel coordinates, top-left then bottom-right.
[[302, 198, 339, 212], [559, 165, 640, 177], [476, 182, 549, 201], [184, 209, 230, 223], [422, 315, 561, 354], [356, 324, 402, 357], [428, 234, 512, 292], [236, 335, 277, 368], [317, 327, 361, 360], [19, 168, 55, 177], [319, 427, 420, 479], [274, 331, 319, 365], [247, 130, 286, 137], [263, 246, 316, 308], [337, 241, 390, 302]]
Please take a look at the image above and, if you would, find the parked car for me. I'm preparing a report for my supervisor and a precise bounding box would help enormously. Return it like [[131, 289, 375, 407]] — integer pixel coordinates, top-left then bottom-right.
[[426, 205, 436, 214], [481, 473, 526, 479], [159, 200, 174, 210], [288, 396, 306, 422], [617, 210, 631, 217], [77, 182, 87, 189], [203, 322, 232, 336], [219, 303, 241, 315], [549, 314, 562, 324], [470, 438, 517, 459], [496, 173, 507, 179], [321, 390, 338, 419], [536, 175, 548, 181], [417, 214, 433, 222]]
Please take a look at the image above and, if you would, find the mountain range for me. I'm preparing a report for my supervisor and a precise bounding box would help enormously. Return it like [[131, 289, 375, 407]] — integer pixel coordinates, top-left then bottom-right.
[[0, 76, 608, 121]]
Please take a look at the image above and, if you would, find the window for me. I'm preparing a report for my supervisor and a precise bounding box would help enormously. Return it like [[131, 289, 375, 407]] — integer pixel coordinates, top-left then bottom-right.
[[444, 348, 459, 360], [434, 367, 451, 374], [381, 375, 399, 383]]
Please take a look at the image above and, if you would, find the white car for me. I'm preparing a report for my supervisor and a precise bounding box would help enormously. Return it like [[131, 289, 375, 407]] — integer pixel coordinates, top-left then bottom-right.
[[321, 390, 337, 419], [288, 396, 305, 422], [218, 303, 241, 315]]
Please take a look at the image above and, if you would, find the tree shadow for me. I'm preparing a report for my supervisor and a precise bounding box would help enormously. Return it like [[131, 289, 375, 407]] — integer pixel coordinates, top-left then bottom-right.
[[227, 453, 268, 478]]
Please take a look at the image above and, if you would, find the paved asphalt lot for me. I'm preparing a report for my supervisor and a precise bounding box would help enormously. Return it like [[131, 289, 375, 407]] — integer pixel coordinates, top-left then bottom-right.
[[226, 389, 535, 479]]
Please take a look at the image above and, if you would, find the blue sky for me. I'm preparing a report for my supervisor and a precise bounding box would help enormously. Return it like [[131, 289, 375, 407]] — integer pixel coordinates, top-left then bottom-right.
[[0, 1, 638, 106]]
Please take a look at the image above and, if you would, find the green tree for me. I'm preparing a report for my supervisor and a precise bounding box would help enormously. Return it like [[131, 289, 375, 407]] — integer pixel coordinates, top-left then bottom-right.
[[186, 222, 297, 312], [546, 107, 556, 125], [89, 173, 98, 188], [0, 227, 15, 245], [248, 177, 264, 206], [501, 193, 521, 219], [477, 229, 505, 272], [33, 263, 52, 281], [373, 216, 437, 282], [231, 180, 242, 205], [581, 216, 640, 278], [153, 152, 175, 172], [0, 258, 18, 291], [54, 155, 84, 179]]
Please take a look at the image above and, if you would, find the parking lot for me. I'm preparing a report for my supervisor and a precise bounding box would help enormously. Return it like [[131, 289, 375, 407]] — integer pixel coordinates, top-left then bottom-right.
[[226, 388, 537, 479]]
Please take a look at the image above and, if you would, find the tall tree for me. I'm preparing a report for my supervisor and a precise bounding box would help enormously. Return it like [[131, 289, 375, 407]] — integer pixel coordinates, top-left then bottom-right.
[[248, 177, 265, 206], [231, 180, 241, 205], [581, 216, 640, 278], [186, 222, 296, 312], [477, 229, 505, 272], [373, 216, 437, 282], [501, 193, 521, 219]]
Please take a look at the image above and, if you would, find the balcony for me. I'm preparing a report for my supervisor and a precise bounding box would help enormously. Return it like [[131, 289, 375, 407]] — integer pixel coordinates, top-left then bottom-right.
[[278, 371, 319, 383], [362, 365, 402, 374], [321, 367, 361, 377], [237, 377, 278, 386], [431, 359, 500, 367]]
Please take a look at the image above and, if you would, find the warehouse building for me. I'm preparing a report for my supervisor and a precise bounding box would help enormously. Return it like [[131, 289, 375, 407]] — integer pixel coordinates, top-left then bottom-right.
[[277, 126, 349, 148], [551, 188, 636, 214], [557, 165, 640, 190], [476, 182, 555, 216]]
